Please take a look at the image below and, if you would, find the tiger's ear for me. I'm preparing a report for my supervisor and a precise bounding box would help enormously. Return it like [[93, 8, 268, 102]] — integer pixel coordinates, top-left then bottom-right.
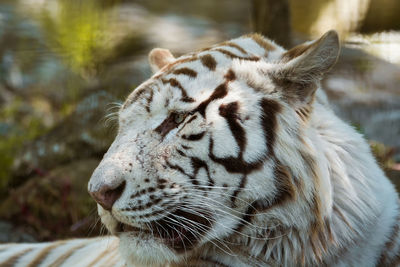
[[148, 48, 175, 73], [274, 30, 339, 104]]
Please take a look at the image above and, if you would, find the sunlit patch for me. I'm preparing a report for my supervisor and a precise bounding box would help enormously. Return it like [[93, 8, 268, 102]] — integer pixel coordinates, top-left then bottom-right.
[[347, 32, 400, 65]]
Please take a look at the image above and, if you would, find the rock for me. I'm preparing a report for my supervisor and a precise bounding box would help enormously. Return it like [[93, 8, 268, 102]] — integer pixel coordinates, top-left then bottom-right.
[[0, 159, 101, 241], [0, 220, 36, 243], [11, 91, 118, 180], [387, 169, 400, 193], [323, 46, 400, 159]]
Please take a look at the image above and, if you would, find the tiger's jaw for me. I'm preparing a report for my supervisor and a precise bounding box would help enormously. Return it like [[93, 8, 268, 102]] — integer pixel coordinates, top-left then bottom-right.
[[117, 208, 213, 252], [97, 196, 261, 266], [97, 204, 216, 263]]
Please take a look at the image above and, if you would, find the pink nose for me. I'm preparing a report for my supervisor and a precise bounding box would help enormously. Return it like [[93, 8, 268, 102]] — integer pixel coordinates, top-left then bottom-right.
[[89, 181, 126, 211]]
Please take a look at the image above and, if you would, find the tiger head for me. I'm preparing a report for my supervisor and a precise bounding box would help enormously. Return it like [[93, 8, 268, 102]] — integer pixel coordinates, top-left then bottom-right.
[[88, 31, 340, 266]]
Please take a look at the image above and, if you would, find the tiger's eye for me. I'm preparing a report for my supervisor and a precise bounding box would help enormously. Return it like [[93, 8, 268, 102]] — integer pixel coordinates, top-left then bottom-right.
[[174, 113, 185, 124]]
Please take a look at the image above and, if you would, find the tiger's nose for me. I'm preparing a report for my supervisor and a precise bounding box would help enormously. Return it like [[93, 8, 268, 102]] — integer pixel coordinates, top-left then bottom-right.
[[89, 181, 126, 211]]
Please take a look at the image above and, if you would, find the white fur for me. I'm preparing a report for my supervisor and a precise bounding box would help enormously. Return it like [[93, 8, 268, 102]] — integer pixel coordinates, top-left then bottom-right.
[[1, 32, 398, 267], [90, 32, 398, 266]]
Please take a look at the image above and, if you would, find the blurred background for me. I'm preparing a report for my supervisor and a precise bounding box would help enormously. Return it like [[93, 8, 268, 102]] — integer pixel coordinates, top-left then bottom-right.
[[0, 0, 399, 243]]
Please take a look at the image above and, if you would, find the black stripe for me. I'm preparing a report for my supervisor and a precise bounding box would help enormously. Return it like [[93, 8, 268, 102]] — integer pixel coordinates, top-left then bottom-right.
[[164, 96, 170, 108], [172, 67, 197, 78], [162, 78, 195, 103], [1, 248, 33, 267], [224, 69, 236, 81], [234, 198, 271, 233], [208, 138, 263, 174], [272, 162, 296, 205], [155, 113, 178, 137], [123, 86, 147, 109], [182, 131, 206, 141], [191, 69, 235, 118], [145, 89, 154, 113], [166, 161, 199, 186], [194, 83, 228, 117], [200, 54, 217, 71], [231, 175, 247, 207], [191, 157, 215, 188], [186, 114, 198, 124], [220, 42, 248, 55], [177, 149, 186, 156], [130, 187, 156, 199], [177, 115, 198, 134], [208, 98, 282, 212], [233, 162, 295, 233], [138, 203, 177, 219], [219, 102, 246, 157], [260, 98, 282, 157], [27, 242, 63, 267], [124, 197, 164, 211], [48, 242, 88, 267], [214, 48, 259, 61]]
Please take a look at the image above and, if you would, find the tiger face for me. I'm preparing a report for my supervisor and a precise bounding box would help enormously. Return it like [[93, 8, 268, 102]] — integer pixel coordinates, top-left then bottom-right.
[[88, 31, 339, 266]]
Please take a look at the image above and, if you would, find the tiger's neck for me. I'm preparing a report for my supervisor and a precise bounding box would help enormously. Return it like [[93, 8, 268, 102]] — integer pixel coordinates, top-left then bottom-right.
[[192, 98, 398, 266]]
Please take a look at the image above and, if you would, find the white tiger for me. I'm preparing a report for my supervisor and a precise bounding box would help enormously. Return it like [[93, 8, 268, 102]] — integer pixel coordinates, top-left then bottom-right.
[[1, 30, 399, 267]]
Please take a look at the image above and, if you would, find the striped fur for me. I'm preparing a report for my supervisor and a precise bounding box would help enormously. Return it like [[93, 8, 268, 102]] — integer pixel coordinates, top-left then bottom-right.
[[2, 31, 399, 267], [0, 237, 124, 267]]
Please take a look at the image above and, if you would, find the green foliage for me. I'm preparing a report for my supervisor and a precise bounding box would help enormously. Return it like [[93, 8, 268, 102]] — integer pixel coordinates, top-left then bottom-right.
[[38, 0, 114, 75], [32, 0, 147, 80], [351, 122, 364, 134], [370, 141, 396, 170], [355, 58, 373, 73], [0, 98, 48, 193], [0, 159, 101, 240]]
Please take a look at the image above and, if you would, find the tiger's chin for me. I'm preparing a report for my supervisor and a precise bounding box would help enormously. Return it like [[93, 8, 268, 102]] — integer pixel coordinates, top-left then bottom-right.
[[116, 221, 202, 266], [98, 205, 211, 264], [102, 218, 186, 266], [118, 233, 182, 266]]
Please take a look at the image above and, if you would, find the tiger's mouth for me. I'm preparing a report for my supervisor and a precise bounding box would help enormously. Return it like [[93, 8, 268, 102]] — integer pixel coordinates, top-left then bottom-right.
[[117, 208, 213, 252]]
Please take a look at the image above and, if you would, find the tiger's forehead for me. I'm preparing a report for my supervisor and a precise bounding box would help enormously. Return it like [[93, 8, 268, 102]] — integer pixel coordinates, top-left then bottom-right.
[[157, 33, 280, 74], [122, 34, 283, 111]]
